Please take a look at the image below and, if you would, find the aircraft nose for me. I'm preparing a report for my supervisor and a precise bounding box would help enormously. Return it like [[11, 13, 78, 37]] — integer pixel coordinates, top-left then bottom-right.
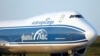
[[85, 26, 97, 45]]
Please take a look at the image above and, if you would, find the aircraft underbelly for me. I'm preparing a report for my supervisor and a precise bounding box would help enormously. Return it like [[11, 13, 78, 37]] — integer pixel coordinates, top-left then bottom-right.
[[0, 43, 87, 53]]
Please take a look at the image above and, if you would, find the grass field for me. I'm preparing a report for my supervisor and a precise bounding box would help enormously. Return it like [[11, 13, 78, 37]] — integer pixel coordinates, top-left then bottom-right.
[[85, 36, 100, 56], [26, 36, 100, 56]]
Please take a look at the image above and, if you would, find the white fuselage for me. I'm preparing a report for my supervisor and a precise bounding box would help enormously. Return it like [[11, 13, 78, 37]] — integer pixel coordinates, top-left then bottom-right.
[[0, 11, 97, 53]]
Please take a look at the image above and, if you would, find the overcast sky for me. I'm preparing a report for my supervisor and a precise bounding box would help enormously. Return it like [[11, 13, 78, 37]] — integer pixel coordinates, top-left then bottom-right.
[[0, 0, 100, 35]]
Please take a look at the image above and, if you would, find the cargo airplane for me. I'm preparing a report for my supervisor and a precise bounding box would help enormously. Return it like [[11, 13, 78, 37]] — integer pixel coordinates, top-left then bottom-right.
[[0, 11, 97, 56]]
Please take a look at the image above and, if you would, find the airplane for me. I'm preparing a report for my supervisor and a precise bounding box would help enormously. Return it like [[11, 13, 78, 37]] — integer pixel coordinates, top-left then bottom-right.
[[0, 11, 97, 56]]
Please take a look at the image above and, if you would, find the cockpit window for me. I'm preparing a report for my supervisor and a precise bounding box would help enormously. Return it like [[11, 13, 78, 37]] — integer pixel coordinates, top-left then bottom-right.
[[69, 15, 83, 18]]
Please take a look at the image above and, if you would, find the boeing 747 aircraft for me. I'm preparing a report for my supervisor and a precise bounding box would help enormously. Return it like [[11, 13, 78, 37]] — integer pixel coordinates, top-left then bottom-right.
[[0, 11, 97, 56]]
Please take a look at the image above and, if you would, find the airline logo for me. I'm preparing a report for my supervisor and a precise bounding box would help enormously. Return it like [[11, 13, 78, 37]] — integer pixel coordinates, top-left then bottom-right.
[[21, 29, 48, 42]]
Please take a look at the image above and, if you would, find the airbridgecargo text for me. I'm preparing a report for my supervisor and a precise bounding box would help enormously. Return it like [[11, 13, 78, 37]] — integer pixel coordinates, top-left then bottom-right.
[[32, 18, 54, 25]]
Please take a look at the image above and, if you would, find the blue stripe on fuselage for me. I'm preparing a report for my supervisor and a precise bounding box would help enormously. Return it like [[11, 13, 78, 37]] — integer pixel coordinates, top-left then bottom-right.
[[0, 25, 86, 44]]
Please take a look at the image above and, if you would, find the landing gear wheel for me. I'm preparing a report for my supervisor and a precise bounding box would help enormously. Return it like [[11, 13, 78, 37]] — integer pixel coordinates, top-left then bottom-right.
[[68, 50, 73, 56]]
